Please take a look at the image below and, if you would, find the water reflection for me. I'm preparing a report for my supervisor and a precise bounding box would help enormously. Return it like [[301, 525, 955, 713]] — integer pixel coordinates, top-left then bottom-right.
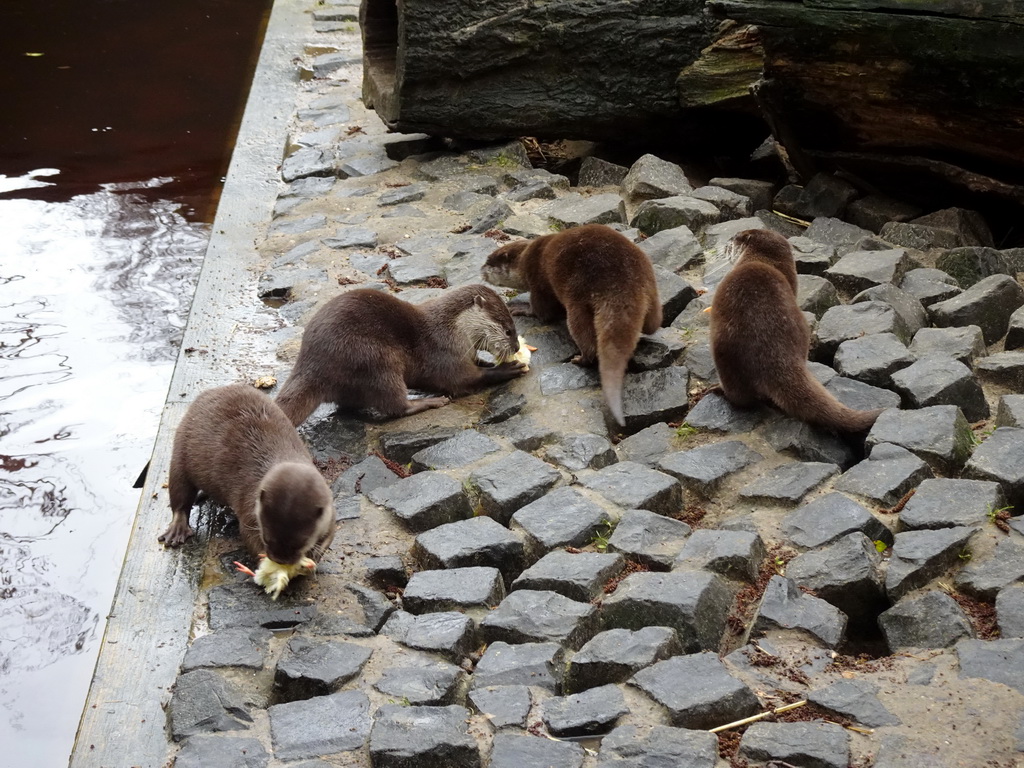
[[0, 171, 204, 764]]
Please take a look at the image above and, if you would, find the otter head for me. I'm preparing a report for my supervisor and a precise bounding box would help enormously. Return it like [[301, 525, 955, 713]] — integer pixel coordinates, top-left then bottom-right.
[[256, 463, 335, 565], [455, 285, 520, 360], [729, 229, 794, 267], [482, 240, 530, 292]]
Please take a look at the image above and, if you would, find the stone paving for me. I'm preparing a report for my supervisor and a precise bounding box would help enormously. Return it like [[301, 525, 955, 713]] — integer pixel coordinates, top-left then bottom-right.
[[166, 3, 1024, 766]]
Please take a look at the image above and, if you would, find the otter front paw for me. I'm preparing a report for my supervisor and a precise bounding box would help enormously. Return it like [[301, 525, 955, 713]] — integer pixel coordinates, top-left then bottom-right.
[[484, 361, 529, 383], [158, 515, 194, 547]]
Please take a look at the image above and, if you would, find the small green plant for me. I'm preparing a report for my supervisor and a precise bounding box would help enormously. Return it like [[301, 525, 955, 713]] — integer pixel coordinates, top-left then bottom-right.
[[873, 540, 888, 554], [987, 504, 1013, 521], [675, 424, 699, 439], [958, 549, 972, 561], [591, 521, 615, 552], [773, 555, 787, 574]]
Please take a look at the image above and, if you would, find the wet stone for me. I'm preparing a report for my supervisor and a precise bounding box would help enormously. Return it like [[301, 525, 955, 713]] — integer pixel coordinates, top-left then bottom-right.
[[607, 509, 692, 569], [596, 724, 718, 768], [825, 376, 901, 412], [366, 471, 471, 532], [631, 196, 720, 237], [504, 180, 556, 202], [581, 461, 682, 514], [467, 686, 531, 729], [364, 555, 407, 589], [510, 487, 612, 558], [631, 652, 759, 729], [538, 363, 600, 395], [488, 733, 584, 768], [469, 450, 561, 524], [346, 583, 396, 632], [782, 492, 892, 549], [929, 274, 1024, 344], [513, 550, 624, 602], [546, 433, 617, 471], [523, 325, 579, 367], [908, 325, 986, 366], [797, 274, 840, 317], [297, 612, 373, 639], [478, 388, 526, 425], [808, 679, 901, 727], [886, 526, 975, 601], [997, 584, 1024, 638], [900, 478, 1005, 530], [957, 638, 1024, 694], [331, 455, 400, 498], [675, 529, 766, 582], [816, 301, 911, 360], [565, 627, 681, 694], [891, 356, 989, 421], [169, 670, 252, 741], [174, 735, 269, 768], [852, 283, 928, 336], [538, 193, 624, 228], [381, 611, 475, 659], [472, 641, 565, 693], [825, 248, 915, 294], [651, 267, 699, 325], [481, 415, 557, 453], [787, 533, 885, 623], [637, 226, 703, 272], [739, 461, 840, 506], [542, 684, 628, 737], [480, 589, 598, 650], [403, 567, 505, 615], [976, 351, 1024, 390], [207, 582, 318, 631], [468, 198, 514, 234], [833, 333, 913, 387], [963, 427, 1024, 507], [600, 571, 735, 652], [181, 628, 271, 672], [790, 236, 838, 276], [954, 535, 1024, 600], [683, 342, 717, 384], [657, 440, 762, 496], [414, 516, 525, 578], [267, 690, 369, 762], [273, 636, 372, 703], [631, 328, 687, 371], [374, 661, 466, 706], [684, 391, 765, 433], [300, 412, 367, 462], [578, 156, 629, 187], [834, 443, 932, 506], [738, 721, 849, 768], [752, 575, 848, 649], [866, 405, 973, 474], [369, 705, 480, 768], [614, 423, 677, 467], [621, 154, 693, 203], [761, 416, 857, 470]]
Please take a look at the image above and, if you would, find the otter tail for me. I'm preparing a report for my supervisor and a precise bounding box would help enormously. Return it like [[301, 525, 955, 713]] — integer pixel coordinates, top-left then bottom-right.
[[595, 307, 646, 427], [768, 369, 883, 433], [275, 374, 323, 427]]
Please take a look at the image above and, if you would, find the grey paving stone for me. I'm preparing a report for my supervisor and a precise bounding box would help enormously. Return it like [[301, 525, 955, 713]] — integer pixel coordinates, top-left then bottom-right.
[[825, 375, 902, 412], [174, 735, 269, 768], [542, 684, 628, 737], [268, 690, 370, 761], [782, 492, 893, 549], [410, 430, 501, 472], [752, 575, 848, 649], [954, 534, 1024, 600], [739, 721, 849, 768], [364, 556, 407, 590], [385, 254, 443, 284], [775, 174, 857, 220], [886, 526, 975, 600], [682, 341, 718, 384], [596, 724, 718, 768], [900, 267, 962, 307], [709, 177, 774, 211], [282, 175, 337, 198], [488, 732, 584, 768], [651, 269, 698, 330], [675, 529, 766, 582], [957, 638, 1024, 694], [847, 194, 921, 232], [578, 157, 630, 187], [692, 185, 753, 219], [908, 325, 986, 366], [467, 686, 531, 729], [816, 301, 912, 359], [761, 415, 858, 470], [1006, 306, 1024, 350], [331, 455, 400, 498], [929, 274, 1024, 344], [833, 333, 913, 387], [890, 356, 989, 421], [472, 641, 565, 693], [545, 433, 618, 471], [964, 427, 1024, 507], [900, 478, 1005, 530], [834, 442, 932, 506], [510, 487, 613, 558], [657, 440, 762, 496], [378, 183, 426, 206], [269, 213, 327, 236], [297, 612, 373, 639], [482, 415, 558, 453], [273, 636, 372, 702], [503, 168, 570, 191], [469, 450, 561, 524], [538, 363, 600, 395], [181, 628, 271, 672], [338, 152, 399, 178], [808, 679, 901, 727], [607, 509, 693, 569], [631, 652, 759, 729], [414, 516, 525, 579], [879, 591, 974, 652], [281, 147, 335, 182], [207, 583, 318, 631], [632, 196, 719, 236], [621, 154, 693, 203], [797, 274, 841, 317], [468, 198, 514, 234], [538, 193, 623, 228], [739, 461, 840, 506], [503, 181, 557, 202], [480, 589, 598, 650], [600, 571, 735, 652], [684, 391, 766, 433], [367, 471, 471, 532], [512, 550, 625, 602], [369, 705, 480, 768], [403, 567, 505, 615], [637, 226, 703, 273], [790, 236, 838, 276], [996, 584, 1024, 638], [380, 611, 475, 660], [615, 423, 678, 467], [976, 350, 1024, 390], [582, 461, 682, 514], [825, 248, 915, 293], [565, 627, 681, 693], [787, 533, 885, 624], [169, 670, 252, 741], [866, 406, 974, 474], [522, 325, 579, 367], [374, 661, 466, 706], [257, 266, 328, 300], [804, 216, 874, 256], [346, 583, 396, 632], [881, 221, 961, 250], [322, 225, 378, 249], [915, 208, 994, 247], [935, 246, 1011, 288], [852, 283, 929, 336], [478, 387, 526, 425], [631, 328, 687, 371]]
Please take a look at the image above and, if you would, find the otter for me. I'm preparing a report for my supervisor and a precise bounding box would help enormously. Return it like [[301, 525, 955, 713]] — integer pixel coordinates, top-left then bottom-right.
[[482, 224, 662, 426], [275, 284, 527, 425], [159, 384, 336, 566], [710, 229, 883, 432]]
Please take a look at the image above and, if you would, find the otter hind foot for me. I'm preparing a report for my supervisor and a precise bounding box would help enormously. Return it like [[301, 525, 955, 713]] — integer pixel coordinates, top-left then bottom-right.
[[159, 512, 195, 547], [403, 396, 451, 416]]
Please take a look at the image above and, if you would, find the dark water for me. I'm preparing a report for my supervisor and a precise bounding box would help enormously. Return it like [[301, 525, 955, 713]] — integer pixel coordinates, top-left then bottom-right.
[[0, 1, 271, 762]]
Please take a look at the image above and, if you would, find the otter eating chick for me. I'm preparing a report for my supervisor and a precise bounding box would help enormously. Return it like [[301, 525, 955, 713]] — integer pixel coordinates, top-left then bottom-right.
[[710, 229, 883, 432], [275, 284, 527, 426]]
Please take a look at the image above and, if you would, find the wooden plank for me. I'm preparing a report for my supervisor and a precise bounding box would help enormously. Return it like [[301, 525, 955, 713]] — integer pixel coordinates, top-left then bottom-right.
[[69, 0, 307, 764]]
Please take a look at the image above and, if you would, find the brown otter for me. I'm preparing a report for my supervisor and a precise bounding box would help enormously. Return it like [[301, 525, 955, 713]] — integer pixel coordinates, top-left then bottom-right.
[[482, 224, 662, 426], [275, 284, 527, 425], [710, 229, 883, 432], [159, 384, 335, 566]]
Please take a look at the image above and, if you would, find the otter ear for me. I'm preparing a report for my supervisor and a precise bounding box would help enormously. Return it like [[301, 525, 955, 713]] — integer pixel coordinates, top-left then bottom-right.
[[259, 489, 267, 506], [474, 293, 485, 308]]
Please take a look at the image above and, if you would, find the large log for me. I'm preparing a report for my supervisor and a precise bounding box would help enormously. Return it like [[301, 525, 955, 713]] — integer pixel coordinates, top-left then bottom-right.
[[360, 0, 718, 141]]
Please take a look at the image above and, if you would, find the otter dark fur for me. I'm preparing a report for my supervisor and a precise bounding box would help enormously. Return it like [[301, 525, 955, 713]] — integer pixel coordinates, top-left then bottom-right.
[[275, 284, 526, 426], [482, 224, 661, 426], [159, 384, 335, 565], [710, 229, 883, 432]]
